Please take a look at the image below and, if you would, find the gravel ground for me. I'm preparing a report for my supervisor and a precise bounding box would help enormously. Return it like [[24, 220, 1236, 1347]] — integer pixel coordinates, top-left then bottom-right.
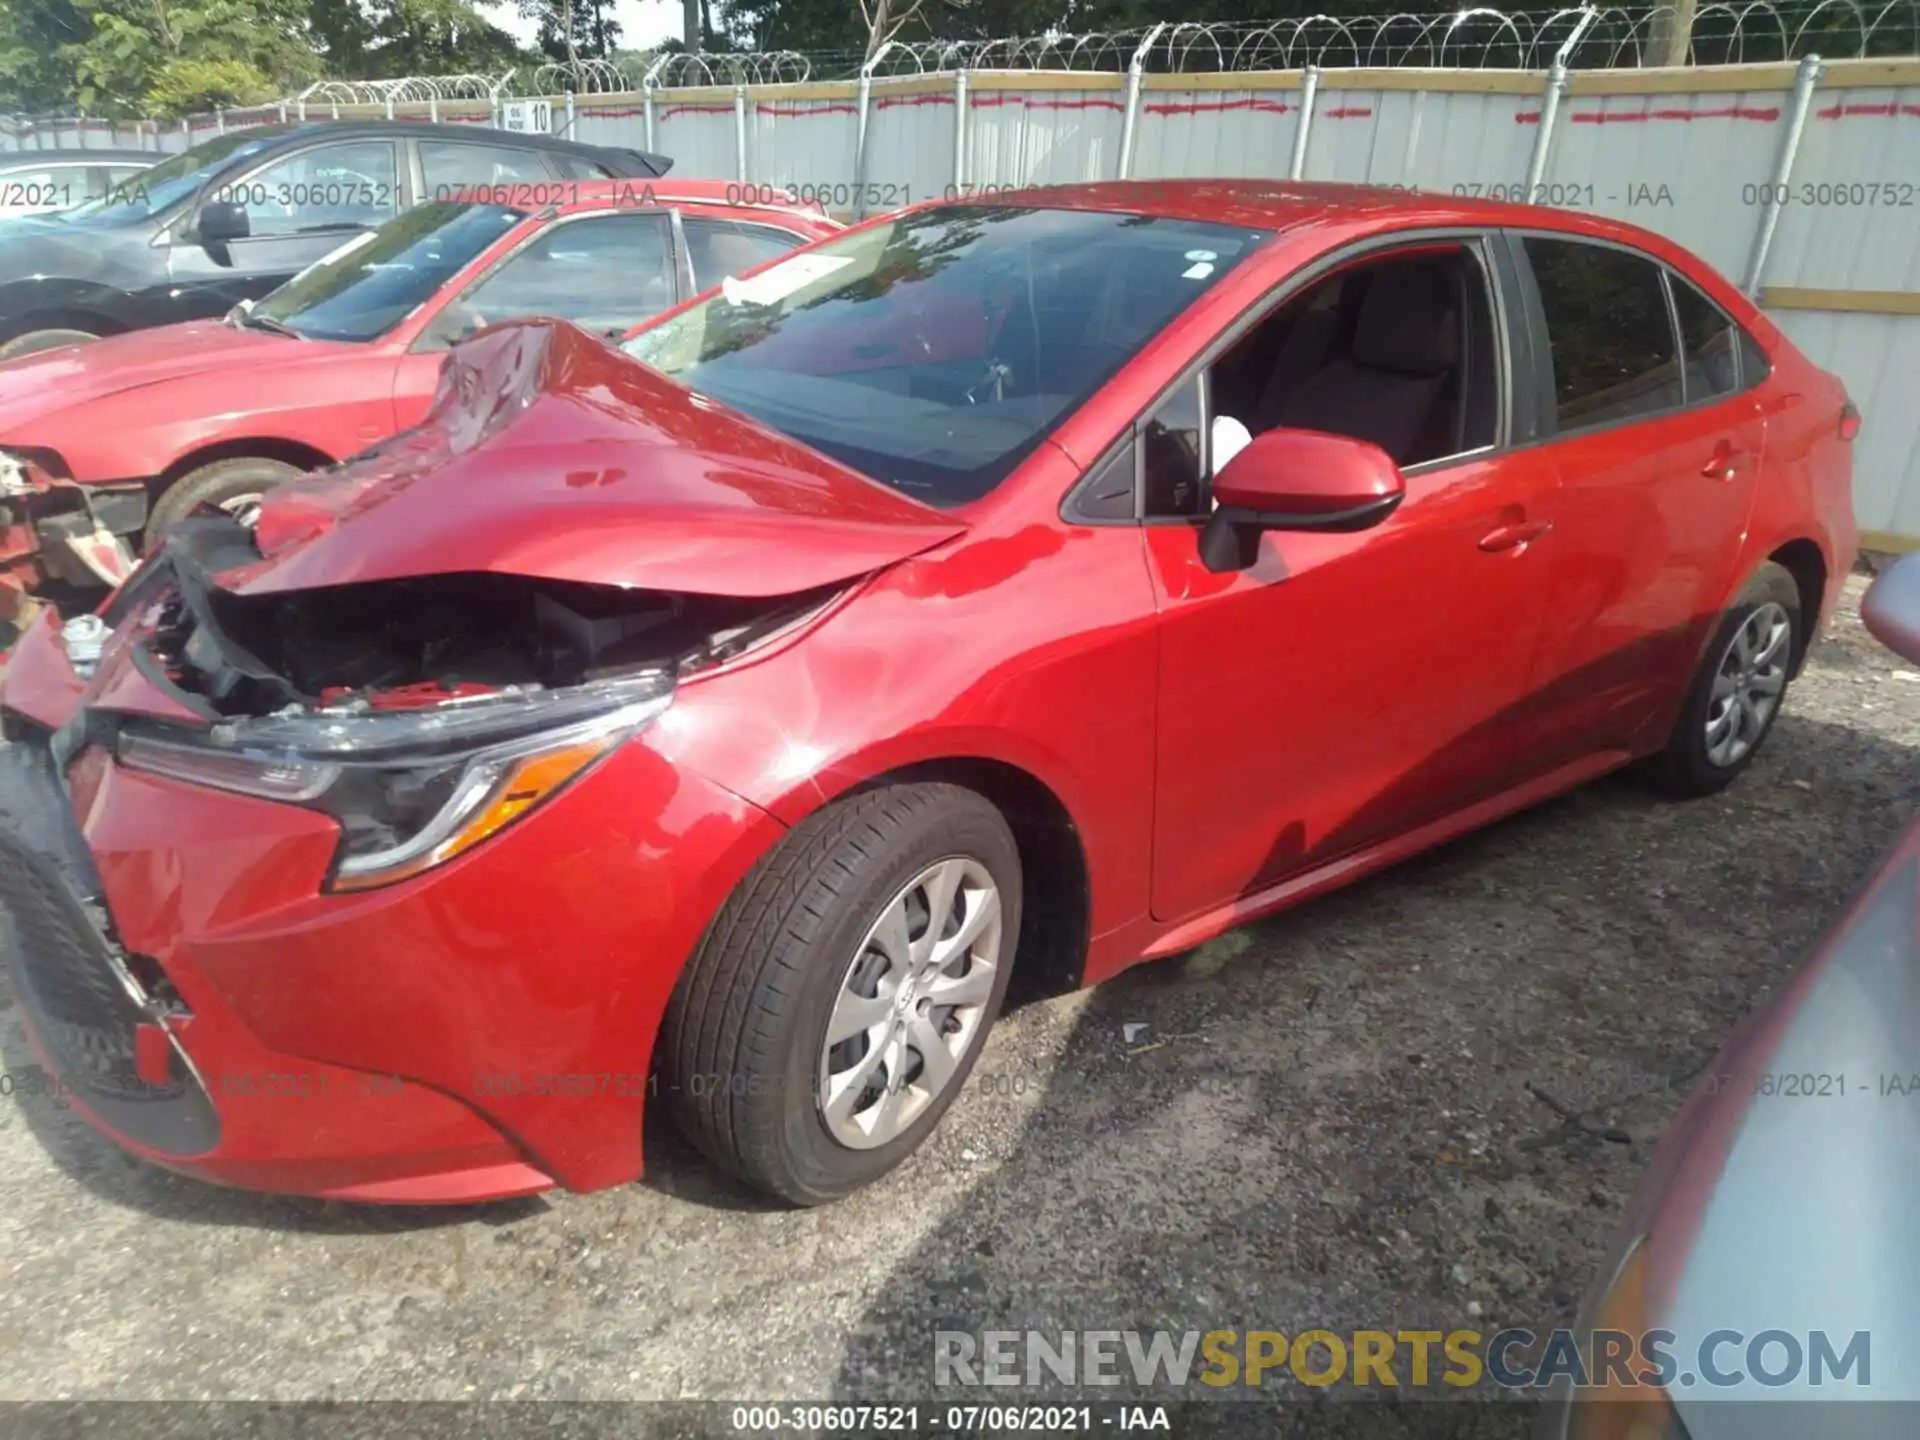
[[0, 574, 1915, 1429]]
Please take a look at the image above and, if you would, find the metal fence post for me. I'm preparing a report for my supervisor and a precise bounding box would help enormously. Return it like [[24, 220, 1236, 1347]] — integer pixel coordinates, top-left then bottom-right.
[[1525, 6, 1601, 203], [429, 96, 440, 123], [385, 95, 396, 120], [643, 51, 675, 156], [852, 41, 895, 222], [215, 108, 225, 135], [563, 91, 575, 137], [734, 83, 749, 182], [332, 100, 341, 120], [1743, 54, 1824, 297], [1524, 61, 1568, 200], [1116, 22, 1165, 180], [297, 98, 307, 123], [278, 102, 288, 122], [952, 68, 970, 194], [1289, 65, 1321, 180]]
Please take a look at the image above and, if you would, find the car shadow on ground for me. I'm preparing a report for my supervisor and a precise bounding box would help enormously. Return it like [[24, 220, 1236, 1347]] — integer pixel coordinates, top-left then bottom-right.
[[813, 709, 1915, 1433]]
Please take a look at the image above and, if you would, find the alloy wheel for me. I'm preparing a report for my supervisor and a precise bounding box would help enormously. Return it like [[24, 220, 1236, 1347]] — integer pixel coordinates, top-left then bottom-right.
[[818, 856, 1003, 1150], [1704, 601, 1791, 768]]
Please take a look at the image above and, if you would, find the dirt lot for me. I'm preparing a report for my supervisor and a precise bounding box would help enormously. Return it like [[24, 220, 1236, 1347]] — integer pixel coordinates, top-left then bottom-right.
[[0, 574, 1915, 1423]]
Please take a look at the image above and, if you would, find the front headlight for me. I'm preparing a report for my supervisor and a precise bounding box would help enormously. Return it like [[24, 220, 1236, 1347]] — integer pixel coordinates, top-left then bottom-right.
[[117, 669, 674, 891], [1564, 1237, 1693, 1440]]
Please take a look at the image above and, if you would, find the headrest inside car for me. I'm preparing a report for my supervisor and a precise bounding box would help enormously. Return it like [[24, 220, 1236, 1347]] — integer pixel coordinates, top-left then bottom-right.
[[1349, 263, 1460, 377]]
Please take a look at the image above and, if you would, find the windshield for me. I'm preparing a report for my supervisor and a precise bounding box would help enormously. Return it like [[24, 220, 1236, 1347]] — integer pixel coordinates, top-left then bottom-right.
[[248, 201, 527, 343], [60, 131, 283, 224], [621, 205, 1266, 506]]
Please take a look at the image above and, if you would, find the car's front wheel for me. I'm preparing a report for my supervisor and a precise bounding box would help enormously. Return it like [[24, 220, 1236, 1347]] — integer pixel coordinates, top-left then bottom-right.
[[145, 456, 304, 547], [662, 782, 1020, 1205], [1646, 559, 1803, 796]]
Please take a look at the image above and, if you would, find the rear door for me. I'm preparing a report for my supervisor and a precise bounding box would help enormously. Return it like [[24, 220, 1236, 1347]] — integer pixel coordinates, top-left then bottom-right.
[[1505, 232, 1765, 767]]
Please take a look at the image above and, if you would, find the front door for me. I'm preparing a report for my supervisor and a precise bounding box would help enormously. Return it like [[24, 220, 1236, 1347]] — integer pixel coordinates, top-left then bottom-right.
[[1145, 238, 1560, 924], [164, 139, 404, 322]]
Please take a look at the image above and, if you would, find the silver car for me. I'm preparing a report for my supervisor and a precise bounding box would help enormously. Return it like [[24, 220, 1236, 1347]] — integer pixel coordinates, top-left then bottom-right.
[[1538, 552, 1920, 1439]]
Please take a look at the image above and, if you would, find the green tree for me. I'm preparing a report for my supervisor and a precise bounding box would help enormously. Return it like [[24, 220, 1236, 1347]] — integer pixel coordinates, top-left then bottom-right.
[[66, 0, 318, 116]]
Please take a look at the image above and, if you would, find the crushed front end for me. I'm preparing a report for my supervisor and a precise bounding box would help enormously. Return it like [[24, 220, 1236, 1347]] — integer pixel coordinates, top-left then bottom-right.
[[0, 517, 805, 1200], [0, 448, 138, 629]]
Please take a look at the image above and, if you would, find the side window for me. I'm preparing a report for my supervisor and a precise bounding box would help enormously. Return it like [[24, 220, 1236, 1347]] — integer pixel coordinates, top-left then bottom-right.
[[432, 212, 675, 345], [1524, 236, 1681, 431], [1670, 275, 1739, 405], [221, 140, 399, 236], [683, 218, 803, 292], [420, 142, 553, 199], [1739, 329, 1771, 387], [1142, 375, 1206, 518], [1209, 243, 1499, 473]]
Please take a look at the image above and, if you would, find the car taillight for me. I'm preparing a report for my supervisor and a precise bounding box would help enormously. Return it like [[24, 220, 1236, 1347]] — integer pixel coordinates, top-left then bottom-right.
[[1840, 401, 1862, 441]]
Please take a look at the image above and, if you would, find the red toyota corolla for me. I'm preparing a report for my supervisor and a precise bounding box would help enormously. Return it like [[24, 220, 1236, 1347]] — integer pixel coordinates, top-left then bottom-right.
[[0, 182, 1858, 1207], [0, 179, 837, 609]]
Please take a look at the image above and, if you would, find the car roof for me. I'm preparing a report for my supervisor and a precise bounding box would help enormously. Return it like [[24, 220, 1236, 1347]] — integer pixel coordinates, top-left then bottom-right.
[[198, 120, 672, 178], [0, 149, 158, 168], [544, 177, 839, 230], [954, 178, 1713, 283]]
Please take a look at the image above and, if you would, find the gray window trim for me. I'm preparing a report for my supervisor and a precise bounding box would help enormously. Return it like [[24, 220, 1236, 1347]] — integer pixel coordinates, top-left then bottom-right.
[[1062, 227, 1514, 528]]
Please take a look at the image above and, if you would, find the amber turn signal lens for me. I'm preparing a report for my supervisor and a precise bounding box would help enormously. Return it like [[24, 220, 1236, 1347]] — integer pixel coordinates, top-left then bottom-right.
[[1567, 1240, 1689, 1440], [329, 732, 620, 892]]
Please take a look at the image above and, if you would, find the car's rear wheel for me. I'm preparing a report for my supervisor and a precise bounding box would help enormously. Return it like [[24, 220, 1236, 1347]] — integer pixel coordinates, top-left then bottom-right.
[[662, 782, 1020, 1205], [1645, 560, 1802, 796], [144, 457, 304, 548], [0, 327, 98, 362]]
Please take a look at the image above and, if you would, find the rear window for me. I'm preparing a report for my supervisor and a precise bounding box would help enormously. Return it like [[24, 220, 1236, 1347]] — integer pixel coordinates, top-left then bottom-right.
[[1524, 236, 1682, 431]]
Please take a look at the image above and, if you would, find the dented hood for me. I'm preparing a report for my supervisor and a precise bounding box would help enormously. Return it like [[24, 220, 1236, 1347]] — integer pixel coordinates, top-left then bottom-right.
[[231, 319, 967, 599]]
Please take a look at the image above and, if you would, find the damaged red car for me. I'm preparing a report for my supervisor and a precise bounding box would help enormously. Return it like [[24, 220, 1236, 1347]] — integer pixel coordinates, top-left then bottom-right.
[[0, 184, 1858, 1206], [0, 179, 837, 628]]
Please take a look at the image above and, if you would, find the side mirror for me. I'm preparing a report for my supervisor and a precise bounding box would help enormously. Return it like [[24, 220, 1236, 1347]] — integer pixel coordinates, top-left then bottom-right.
[[1200, 427, 1406, 574], [196, 199, 250, 246], [1862, 551, 1920, 665]]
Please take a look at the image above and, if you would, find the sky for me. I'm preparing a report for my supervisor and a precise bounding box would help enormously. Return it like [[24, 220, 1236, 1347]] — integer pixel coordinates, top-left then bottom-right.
[[478, 0, 686, 53]]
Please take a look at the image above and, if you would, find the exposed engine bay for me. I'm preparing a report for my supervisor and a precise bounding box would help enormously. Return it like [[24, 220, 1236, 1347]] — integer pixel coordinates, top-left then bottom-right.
[[115, 517, 841, 721]]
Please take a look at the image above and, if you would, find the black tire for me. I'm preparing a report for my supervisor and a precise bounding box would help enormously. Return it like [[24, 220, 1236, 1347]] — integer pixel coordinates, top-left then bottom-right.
[[662, 782, 1021, 1205], [144, 457, 304, 548], [1644, 560, 1803, 797], [0, 327, 98, 362]]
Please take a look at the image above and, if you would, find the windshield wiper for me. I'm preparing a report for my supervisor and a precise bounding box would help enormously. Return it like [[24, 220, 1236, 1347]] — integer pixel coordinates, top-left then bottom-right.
[[238, 311, 304, 339]]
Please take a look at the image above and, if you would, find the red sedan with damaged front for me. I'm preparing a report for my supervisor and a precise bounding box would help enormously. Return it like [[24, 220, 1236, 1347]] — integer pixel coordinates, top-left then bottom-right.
[[0, 179, 837, 620], [0, 182, 1858, 1206]]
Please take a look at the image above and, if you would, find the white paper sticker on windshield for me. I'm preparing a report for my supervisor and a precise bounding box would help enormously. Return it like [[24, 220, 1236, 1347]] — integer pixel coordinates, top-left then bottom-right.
[[721, 252, 856, 307], [1182, 261, 1215, 280]]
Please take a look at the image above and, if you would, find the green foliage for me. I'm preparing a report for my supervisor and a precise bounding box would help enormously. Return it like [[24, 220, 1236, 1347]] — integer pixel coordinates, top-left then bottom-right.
[[142, 55, 282, 115], [0, 0, 530, 118]]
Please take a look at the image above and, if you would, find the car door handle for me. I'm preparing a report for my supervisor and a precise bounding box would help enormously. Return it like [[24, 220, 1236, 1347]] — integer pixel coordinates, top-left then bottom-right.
[[1703, 442, 1742, 481], [1479, 519, 1553, 552]]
